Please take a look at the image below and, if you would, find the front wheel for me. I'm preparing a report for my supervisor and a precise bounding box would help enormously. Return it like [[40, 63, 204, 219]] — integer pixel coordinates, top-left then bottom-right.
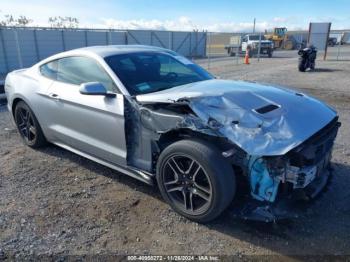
[[156, 139, 236, 223], [14, 101, 47, 148]]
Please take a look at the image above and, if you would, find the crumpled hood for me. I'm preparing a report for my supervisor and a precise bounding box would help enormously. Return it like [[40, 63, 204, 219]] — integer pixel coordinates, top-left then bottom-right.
[[136, 79, 337, 156]]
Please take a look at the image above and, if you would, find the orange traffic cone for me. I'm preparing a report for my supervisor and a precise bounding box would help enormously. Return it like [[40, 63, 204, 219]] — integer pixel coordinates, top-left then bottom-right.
[[244, 49, 250, 64]]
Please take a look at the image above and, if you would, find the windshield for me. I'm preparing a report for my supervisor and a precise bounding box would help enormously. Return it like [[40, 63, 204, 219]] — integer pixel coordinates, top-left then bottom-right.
[[249, 35, 266, 40], [105, 52, 213, 95]]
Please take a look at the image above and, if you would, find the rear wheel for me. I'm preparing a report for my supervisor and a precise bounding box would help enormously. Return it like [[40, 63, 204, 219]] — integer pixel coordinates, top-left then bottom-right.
[[310, 62, 315, 70], [14, 101, 47, 148], [156, 139, 236, 223], [298, 59, 306, 72]]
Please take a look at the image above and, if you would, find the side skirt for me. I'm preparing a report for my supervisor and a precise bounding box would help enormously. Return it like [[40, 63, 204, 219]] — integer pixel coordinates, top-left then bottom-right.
[[53, 142, 155, 186]]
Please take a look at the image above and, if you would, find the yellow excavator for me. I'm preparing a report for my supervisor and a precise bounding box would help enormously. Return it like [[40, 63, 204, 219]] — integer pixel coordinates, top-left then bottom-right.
[[265, 27, 295, 50]]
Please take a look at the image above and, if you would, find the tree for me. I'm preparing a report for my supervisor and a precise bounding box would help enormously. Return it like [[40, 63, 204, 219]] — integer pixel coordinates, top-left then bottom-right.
[[16, 15, 32, 26], [48, 16, 79, 28], [0, 12, 32, 27]]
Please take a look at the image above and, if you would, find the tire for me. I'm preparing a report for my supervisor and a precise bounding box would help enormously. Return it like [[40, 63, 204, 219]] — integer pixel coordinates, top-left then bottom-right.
[[229, 51, 236, 57], [14, 101, 47, 148], [298, 59, 306, 72], [268, 51, 273, 58], [156, 139, 236, 223], [310, 62, 315, 70]]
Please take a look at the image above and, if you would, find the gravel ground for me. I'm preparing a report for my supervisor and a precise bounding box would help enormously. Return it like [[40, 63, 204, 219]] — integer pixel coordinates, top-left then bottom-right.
[[1, 48, 350, 259]]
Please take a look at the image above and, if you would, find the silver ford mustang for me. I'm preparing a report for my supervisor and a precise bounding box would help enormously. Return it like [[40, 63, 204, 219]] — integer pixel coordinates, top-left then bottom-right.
[[5, 45, 340, 222]]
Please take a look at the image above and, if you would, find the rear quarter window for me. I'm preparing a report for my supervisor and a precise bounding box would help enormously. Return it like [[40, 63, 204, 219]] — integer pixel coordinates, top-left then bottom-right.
[[40, 60, 58, 80]]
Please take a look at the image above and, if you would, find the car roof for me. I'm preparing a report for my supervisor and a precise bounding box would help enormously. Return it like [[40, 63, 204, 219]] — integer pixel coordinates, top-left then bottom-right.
[[69, 45, 172, 58], [36, 45, 176, 66]]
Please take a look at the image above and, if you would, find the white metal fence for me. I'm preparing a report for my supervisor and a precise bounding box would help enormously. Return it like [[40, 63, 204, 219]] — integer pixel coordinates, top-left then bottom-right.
[[0, 27, 207, 75]]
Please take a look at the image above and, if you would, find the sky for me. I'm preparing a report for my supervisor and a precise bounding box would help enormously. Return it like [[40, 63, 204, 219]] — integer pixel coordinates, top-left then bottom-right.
[[0, 0, 349, 32]]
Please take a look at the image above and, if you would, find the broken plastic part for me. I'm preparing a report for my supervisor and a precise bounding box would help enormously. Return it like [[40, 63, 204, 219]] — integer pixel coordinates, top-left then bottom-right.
[[231, 167, 332, 222], [248, 156, 280, 202]]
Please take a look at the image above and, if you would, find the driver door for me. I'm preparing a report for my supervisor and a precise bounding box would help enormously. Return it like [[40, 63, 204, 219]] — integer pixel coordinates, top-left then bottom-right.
[[44, 56, 127, 166]]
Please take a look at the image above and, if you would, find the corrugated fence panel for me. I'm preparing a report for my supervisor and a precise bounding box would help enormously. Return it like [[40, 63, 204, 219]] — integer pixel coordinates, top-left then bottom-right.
[[190, 32, 206, 57], [110, 31, 126, 45], [86, 31, 108, 46], [127, 30, 151, 45], [0, 30, 8, 74], [36, 30, 64, 60], [63, 30, 87, 50], [1, 30, 20, 71], [151, 31, 171, 49], [173, 32, 191, 56], [0, 28, 207, 76], [17, 30, 38, 67]]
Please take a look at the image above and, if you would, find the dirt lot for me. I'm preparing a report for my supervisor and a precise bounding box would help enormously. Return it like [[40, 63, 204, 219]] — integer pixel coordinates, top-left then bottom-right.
[[1, 48, 350, 259]]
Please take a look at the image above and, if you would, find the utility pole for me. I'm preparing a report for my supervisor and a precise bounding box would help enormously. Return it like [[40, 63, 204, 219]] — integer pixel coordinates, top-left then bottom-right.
[[253, 18, 256, 33]]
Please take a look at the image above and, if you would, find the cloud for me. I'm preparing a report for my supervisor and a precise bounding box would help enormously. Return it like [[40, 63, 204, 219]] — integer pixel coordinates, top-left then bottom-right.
[[272, 17, 288, 23], [97, 16, 308, 32], [1, 7, 347, 32], [98, 15, 350, 32], [98, 16, 197, 31]]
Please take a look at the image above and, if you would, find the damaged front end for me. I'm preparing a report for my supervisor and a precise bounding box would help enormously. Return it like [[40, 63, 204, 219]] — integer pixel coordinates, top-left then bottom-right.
[[234, 117, 340, 222], [130, 79, 340, 222]]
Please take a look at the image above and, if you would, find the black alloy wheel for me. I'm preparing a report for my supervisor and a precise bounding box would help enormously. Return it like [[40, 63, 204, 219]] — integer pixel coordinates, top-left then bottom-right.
[[161, 154, 213, 215], [14, 101, 46, 148]]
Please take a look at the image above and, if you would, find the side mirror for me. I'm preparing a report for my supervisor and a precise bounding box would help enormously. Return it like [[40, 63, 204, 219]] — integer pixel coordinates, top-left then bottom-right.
[[79, 82, 115, 97]]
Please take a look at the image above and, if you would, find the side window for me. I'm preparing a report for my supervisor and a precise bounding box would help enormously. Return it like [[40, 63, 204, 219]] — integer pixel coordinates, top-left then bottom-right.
[[40, 60, 58, 80], [57, 56, 118, 92]]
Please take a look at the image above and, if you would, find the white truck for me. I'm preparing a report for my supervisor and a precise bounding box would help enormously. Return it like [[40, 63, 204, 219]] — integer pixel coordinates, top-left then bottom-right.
[[225, 34, 274, 58]]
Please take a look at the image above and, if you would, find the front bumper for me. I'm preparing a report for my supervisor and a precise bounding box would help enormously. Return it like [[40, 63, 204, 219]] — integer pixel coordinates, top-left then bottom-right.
[[231, 166, 332, 222], [252, 47, 272, 54]]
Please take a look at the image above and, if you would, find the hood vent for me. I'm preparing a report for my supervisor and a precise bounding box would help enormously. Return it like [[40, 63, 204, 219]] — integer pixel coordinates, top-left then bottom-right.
[[254, 104, 280, 114]]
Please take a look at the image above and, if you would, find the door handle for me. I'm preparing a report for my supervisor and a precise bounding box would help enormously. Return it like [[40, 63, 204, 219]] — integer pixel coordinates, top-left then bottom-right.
[[49, 93, 60, 101]]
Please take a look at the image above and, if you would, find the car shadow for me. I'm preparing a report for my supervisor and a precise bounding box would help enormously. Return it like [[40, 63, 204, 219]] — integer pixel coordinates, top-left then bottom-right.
[[37, 144, 164, 201], [38, 144, 350, 256], [311, 68, 343, 73], [325, 59, 350, 62]]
